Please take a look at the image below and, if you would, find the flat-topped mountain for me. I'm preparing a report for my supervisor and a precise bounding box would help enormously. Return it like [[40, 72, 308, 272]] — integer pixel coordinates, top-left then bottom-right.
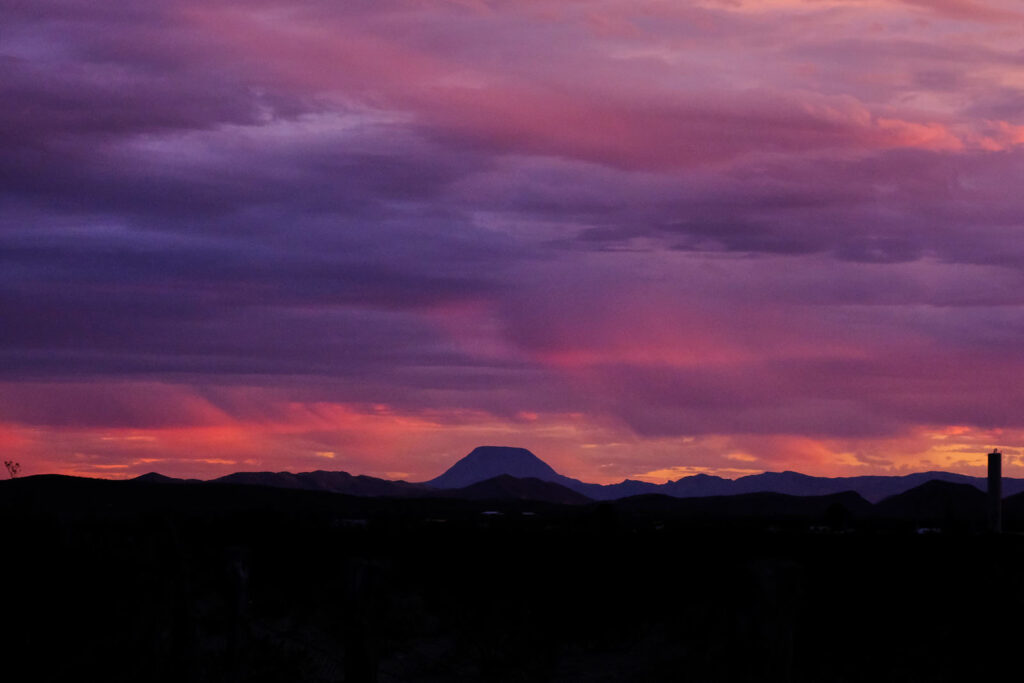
[[423, 446, 659, 499], [426, 446, 564, 488]]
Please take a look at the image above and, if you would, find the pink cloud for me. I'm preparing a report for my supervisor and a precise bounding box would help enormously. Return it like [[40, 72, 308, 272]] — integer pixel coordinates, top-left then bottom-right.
[[897, 0, 1022, 23], [174, 1, 1013, 168]]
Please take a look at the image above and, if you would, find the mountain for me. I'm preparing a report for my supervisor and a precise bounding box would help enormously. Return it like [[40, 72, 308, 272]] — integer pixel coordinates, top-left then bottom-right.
[[1000, 491, 1024, 528], [213, 470, 428, 497], [444, 475, 592, 505], [134, 472, 183, 483], [585, 478, 661, 500], [874, 480, 987, 524], [424, 446, 655, 500], [133, 472, 202, 484], [660, 473, 735, 497], [659, 469, 1019, 503], [427, 446, 566, 488]]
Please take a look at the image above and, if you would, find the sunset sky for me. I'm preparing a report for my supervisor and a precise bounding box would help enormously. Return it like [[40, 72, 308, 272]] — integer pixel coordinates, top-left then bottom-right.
[[4, 0, 1024, 482]]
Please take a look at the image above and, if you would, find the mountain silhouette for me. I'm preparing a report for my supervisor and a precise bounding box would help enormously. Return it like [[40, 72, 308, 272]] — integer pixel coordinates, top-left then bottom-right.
[[660, 472, 734, 497], [424, 446, 658, 499], [213, 470, 427, 497], [444, 474, 592, 505], [134, 472, 182, 483], [426, 446, 565, 488], [874, 480, 987, 525], [659, 469, 1006, 503], [134, 472, 201, 484]]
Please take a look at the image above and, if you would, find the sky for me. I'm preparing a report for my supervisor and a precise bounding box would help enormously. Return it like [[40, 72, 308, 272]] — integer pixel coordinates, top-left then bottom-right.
[[4, 0, 1024, 483]]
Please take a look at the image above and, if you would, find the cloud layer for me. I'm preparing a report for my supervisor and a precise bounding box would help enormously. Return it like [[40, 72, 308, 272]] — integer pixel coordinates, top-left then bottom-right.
[[4, 0, 1024, 481]]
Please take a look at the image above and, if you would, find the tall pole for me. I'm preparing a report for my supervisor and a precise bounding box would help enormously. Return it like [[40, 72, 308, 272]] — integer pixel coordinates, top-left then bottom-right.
[[988, 449, 1002, 534]]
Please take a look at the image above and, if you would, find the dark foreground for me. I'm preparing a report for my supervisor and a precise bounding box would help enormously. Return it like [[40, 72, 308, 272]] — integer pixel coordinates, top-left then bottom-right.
[[3, 476, 1022, 682]]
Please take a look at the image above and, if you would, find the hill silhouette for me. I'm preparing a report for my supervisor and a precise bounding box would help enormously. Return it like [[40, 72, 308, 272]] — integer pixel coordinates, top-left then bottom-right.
[[723, 470, 1001, 502], [135, 472, 201, 484], [445, 474, 592, 505], [874, 480, 987, 527], [213, 470, 428, 497]]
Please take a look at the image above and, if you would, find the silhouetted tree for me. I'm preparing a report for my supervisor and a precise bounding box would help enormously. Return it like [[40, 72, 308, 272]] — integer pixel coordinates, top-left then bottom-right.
[[3, 460, 19, 478]]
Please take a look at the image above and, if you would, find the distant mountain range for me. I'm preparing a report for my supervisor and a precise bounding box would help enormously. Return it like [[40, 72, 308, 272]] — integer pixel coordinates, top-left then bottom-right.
[[135, 444, 1017, 504]]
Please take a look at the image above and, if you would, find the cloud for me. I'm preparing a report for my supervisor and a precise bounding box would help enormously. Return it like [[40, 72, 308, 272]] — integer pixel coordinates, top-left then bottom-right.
[[3, 0, 1024, 480], [897, 0, 1023, 23]]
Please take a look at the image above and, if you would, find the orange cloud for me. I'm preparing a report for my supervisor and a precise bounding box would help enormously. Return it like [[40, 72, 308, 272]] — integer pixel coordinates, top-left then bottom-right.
[[874, 117, 965, 151]]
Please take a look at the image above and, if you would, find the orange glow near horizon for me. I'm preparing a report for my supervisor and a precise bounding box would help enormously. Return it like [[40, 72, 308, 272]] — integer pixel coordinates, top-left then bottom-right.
[[4, 400, 1022, 485]]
